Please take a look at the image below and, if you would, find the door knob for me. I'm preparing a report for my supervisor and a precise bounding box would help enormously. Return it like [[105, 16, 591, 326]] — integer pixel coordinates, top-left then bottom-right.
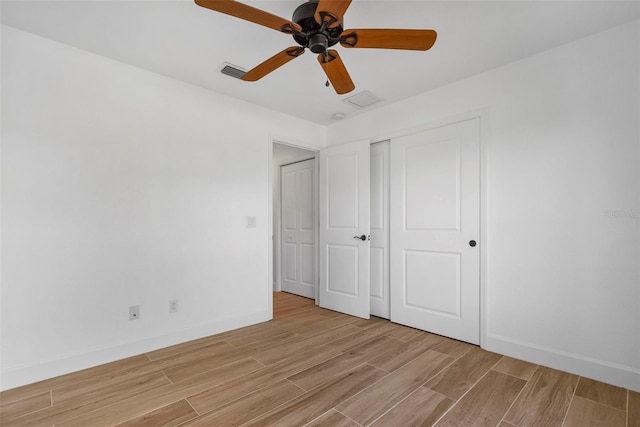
[[469, 240, 477, 247], [353, 234, 367, 241]]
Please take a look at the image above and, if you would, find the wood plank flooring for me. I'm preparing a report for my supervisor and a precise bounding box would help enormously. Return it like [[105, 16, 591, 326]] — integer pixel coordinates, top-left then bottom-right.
[[1, 292, 638, 427]]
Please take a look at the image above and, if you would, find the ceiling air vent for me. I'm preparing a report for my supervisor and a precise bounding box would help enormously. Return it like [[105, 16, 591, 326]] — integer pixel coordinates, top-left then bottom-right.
[[343, 90, 383, 109], [220, 63, 246, 79]]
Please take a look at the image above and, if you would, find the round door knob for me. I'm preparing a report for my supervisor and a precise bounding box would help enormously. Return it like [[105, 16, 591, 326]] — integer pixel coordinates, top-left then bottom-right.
[[469, 240, 477, 247]]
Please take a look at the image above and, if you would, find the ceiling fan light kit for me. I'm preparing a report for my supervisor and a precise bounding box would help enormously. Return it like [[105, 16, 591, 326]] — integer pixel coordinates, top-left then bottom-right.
[[195, 0, 437, 95]]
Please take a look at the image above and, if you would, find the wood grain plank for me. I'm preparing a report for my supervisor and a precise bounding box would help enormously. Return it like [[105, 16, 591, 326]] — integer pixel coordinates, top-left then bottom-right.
[[250, 333, 335, 366], [434, 370, 526, 427], [0, 355, 149, 406], [187, 345, 341, 414], [432, 339, 475, 358], [350, 316, 387, 328], [325, 322, 398, 352], [289, 315, 357, 338], [214, 321, 283, 342], [370, 387, 454, 427], [504, 366, 578, 427], [338, 350, 455, 425], [222, 323, 290, 347], [162, 332, 304, 383], [383, 323, 429, 342], [492, 356, 538, 381], [307, 409, 360, 426], [0, 391, 51, 422], [287, 336, 403, 391], [287, 353, 373, 392], [630, 390, 640, 427], [243, 364, 387, 426], [369, 332, 446, 372], [574, 377, 627, 410], [54, 358, 264, 427], [563, 396, 625, 427], [145, 336, 223, 361], [114, 399, 197, 427], [181, 380, 304, 426], [53, 341, 238, 403], [294, 323, 362, 346], [270, 309, 329, 327], [7, 372, 172, 427], [424, 347, 502, 400]]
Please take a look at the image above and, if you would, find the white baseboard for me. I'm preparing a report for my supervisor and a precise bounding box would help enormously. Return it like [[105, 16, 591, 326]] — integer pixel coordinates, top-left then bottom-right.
[[0, 310, 271, 392], [484, 333, 640, 393]]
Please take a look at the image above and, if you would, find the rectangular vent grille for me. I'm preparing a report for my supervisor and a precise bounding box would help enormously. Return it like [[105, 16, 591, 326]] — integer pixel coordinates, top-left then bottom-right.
[[221, 63, 246, 79], [343, 90, 383, 109]]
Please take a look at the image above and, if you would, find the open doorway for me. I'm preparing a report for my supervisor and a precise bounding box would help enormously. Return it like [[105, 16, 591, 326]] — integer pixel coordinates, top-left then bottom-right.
[[272, 142, 318, 303]]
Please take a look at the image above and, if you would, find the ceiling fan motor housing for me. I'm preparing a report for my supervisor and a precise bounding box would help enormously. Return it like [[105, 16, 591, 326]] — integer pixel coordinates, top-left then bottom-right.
[[292, 0, 343, 54]]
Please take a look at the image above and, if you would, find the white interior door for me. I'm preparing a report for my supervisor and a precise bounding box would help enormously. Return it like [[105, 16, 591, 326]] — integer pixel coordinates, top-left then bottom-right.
[[370, 141, 390, 319], [390, 119, 481, 344], [281, 159, 316, 299], [319, 140, 370, 319]]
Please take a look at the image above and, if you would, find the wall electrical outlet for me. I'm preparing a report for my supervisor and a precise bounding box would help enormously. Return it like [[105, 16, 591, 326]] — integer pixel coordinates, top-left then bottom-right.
[[129, 305, 140, 320], [169, 299, 179, 313]]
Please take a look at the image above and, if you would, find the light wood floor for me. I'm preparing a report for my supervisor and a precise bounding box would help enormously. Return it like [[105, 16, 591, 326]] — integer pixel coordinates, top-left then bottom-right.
[[1, 292, 638, 427]]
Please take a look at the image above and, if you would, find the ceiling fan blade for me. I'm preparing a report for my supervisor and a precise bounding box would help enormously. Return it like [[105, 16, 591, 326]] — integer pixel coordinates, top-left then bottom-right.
[[340, 29, 437, 50], [317, 50, 355, 95], [242, 47, 305, 82], [314, 0, 352, 28], [195, 0, 301, 34]]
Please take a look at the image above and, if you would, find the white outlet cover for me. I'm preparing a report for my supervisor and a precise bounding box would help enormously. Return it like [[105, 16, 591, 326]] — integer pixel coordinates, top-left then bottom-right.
[[247, 216, 256, 228]]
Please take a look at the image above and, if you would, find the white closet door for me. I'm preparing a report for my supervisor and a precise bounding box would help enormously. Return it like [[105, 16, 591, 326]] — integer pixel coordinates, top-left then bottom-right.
[[370, 141, 390, 319], [390, 119, 481, 344], [319, 140, 370, 319], [281, 159, 316, 299]]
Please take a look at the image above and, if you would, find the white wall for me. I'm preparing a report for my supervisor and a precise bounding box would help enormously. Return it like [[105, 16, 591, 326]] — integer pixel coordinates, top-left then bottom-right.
[[0, 25, 324, 391], [328, 21, 640, 392]]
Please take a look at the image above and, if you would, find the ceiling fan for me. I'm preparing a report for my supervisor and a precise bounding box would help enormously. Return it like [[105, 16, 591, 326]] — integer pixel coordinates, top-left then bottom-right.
[[194, 0, 437, 94]]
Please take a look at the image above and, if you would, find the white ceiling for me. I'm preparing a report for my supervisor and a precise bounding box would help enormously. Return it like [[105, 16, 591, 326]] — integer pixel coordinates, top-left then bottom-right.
[[2, 1, 639, 125]]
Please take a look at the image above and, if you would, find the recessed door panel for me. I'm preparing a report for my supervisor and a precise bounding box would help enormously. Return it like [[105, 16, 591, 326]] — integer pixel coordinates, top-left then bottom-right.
[[404, 250, 460, 317], [328, 153, 359, 229], [299, 166, 314, 231], [282, 170, 297, 231], [327, 245, 358, 296], [370, 246, 385, 300], [300, 243, 315, 286], [371, 149, 385, 231], [284, 243, 297, 282], [405, 139, 461, 231]]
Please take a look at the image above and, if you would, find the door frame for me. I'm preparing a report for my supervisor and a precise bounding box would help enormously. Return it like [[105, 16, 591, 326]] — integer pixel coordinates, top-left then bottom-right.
[[269, 136, 321, 316]]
